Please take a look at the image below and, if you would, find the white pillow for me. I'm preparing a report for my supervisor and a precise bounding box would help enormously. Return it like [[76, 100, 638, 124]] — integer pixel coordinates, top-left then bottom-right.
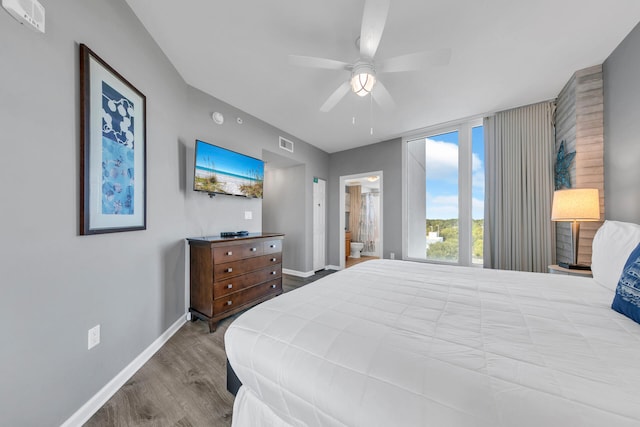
[[591, 220, 640, 291]]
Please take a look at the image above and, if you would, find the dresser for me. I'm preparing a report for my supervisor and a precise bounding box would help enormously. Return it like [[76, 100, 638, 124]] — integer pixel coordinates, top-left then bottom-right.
[[187, 233, 284, 332]]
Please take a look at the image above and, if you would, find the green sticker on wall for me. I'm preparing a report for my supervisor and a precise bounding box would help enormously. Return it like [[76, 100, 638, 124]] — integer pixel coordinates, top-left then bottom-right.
[[313, 177, 318, 183]]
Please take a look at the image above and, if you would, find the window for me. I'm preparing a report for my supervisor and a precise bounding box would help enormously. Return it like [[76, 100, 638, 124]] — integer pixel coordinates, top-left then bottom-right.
[[471, 125, 484, 265], [404, 119, 484, 266]]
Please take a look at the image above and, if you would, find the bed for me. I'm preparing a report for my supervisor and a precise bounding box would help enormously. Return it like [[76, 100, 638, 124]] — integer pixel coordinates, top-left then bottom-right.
[[224, 221, 640, 427]]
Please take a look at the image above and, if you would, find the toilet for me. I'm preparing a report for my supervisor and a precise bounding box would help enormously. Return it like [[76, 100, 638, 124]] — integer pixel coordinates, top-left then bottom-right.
[[350, 242, 364, 258]]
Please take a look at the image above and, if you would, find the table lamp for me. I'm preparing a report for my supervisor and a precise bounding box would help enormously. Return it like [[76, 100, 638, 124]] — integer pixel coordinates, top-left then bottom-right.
[[551, 188, 600, 269]]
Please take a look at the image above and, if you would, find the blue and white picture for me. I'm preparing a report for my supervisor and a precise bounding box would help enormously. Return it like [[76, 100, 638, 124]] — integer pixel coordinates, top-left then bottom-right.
[[80, 44, 146, 235], [101, 82, 135, 215]]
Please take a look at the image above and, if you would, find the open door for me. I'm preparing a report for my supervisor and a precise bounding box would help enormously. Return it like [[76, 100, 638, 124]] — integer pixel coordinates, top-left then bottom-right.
[[313, 178, 326, 271]]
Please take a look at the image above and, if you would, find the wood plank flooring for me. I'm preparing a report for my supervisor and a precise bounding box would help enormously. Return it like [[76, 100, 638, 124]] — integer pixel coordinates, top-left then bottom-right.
[[85, 271, 335, 427], [345, 255, 378, 269]]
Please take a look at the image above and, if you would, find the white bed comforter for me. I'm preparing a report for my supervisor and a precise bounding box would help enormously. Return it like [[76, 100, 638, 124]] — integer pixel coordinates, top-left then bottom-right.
[[225, 260, 640, 427]]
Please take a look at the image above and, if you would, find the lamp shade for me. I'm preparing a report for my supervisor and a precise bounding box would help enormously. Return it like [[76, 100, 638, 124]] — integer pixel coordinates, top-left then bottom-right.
[[551, 188, 600, 221]]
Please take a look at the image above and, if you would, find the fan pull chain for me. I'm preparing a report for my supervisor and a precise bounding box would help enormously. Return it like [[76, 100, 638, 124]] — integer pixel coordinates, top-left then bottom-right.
[[370, 93, 374, 135]]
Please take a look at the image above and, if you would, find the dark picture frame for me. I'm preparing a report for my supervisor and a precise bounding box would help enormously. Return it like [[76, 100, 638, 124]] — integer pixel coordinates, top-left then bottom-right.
[[79, 44, 146, 235]]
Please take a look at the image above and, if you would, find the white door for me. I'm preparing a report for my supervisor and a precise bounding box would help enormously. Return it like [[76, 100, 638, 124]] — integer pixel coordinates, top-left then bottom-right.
[[313, 178, 326, 271]]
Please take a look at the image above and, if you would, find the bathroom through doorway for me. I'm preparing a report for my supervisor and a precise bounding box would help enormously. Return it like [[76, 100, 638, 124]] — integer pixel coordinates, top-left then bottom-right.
[[339, 171, 383, 269]]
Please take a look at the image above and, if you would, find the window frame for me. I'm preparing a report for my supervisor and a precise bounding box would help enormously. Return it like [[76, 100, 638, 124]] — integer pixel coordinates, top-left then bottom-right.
[[402, 117, 483, 267]]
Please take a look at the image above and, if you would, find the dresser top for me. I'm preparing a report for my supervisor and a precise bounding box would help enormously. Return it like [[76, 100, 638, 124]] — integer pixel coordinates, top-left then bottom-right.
[[187, 232, 284, 244]]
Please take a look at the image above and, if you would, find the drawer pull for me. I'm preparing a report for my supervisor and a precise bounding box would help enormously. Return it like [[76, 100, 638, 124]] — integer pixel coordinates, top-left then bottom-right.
[[250, 247, 257, 252], [226, 300, 233, 306], [226, 284, 233, 289], [270, 244, 276, 248], [270, 258, 277, 262], [225, 267, 233, 273], [271, 284, 277, 289], [271, 271, 277, 275], [226, 251, 233, 256]]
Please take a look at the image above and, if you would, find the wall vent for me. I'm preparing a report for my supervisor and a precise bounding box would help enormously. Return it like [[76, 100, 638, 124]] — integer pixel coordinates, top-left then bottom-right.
[[2, 0, 45, 33], [279, 137, 294, 153]]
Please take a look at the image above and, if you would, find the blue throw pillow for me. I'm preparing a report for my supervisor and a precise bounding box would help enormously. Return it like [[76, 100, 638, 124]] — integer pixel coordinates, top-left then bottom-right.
[[612, 242, 640, 324]]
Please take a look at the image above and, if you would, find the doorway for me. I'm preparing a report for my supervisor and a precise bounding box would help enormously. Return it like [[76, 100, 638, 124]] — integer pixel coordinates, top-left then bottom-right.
[[339, 171, 383, 269], [313, 178, 326, 271]]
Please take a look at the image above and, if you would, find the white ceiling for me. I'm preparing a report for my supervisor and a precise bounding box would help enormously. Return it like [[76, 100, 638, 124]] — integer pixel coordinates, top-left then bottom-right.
[[125, 0, 640, 154]]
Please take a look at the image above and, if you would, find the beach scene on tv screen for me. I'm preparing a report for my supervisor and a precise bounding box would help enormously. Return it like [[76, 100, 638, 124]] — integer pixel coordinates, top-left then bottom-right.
[[194, 142, 263, 198]]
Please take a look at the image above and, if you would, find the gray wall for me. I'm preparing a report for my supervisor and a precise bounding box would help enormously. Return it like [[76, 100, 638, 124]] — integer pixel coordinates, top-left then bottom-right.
[[263, 163, 307, 271], [181, 86, 329, 273], [328, 138, 403, 266], [604, 21, 640, 222], [0, 1, 328, 425]]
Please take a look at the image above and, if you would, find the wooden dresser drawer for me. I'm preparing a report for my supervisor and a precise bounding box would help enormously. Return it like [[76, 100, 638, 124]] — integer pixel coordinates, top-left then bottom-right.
[[214, 254, 282, 280], [213, 278, 282, 315], [214, 264, 282, 298], [263, 239, 282, 254], [188, 233, 284, 332], [213, 242, 264, 264]]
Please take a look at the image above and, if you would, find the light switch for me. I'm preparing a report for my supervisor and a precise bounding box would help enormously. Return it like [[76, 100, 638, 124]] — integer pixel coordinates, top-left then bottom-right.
[[244, 211, 252, 220]]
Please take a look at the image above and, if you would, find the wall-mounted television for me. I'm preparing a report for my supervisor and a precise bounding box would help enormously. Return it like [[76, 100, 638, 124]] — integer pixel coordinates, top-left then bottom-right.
[[193, 140, 264, 198]]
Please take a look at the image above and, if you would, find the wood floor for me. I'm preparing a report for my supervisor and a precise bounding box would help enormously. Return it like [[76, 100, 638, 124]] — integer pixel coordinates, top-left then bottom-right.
[[85, 270, 335, 427], [346, 255, 378, 269]]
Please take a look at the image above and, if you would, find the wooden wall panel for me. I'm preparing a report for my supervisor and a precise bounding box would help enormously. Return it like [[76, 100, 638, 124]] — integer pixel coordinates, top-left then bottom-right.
[[555, 65, 604, 266], [554, 73, 577, 264]]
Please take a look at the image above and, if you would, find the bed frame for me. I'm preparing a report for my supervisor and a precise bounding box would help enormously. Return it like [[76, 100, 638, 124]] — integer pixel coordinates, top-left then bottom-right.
[[226, 358, 242, 396]]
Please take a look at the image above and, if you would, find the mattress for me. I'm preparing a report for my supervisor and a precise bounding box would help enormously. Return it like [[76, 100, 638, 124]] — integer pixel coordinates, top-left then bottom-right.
[[225, 259, 640, 427]]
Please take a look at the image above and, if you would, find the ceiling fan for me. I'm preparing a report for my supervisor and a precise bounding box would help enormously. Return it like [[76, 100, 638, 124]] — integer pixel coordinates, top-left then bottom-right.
[[289, 0, 451, 113]]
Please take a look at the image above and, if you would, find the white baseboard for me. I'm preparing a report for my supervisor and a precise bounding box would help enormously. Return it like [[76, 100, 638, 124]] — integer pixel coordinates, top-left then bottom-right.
[[61, 315, 187, 427], [282, 268, 315, 278], [326, 265, 342, 271]]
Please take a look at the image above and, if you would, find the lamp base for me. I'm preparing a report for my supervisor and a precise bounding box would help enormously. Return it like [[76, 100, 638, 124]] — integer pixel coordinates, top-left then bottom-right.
[[558, 262, 592, 271]]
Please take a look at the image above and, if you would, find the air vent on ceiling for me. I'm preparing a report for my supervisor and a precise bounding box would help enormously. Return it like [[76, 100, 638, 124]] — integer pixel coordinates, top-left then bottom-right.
[[279, 136, 294, 153]]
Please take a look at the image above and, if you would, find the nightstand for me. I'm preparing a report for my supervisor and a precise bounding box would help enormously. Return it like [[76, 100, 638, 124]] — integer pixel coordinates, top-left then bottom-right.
[[548, 264, 593, 278]]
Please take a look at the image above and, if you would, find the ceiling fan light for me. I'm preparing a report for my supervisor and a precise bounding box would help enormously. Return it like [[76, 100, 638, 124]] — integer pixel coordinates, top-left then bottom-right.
[[350, 62, 376, 96], [351, 72, 376, 96]]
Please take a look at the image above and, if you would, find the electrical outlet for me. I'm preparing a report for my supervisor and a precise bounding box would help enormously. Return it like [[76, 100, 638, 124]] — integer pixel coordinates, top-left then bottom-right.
[[88, 324, 100, 350], [244, 211, 252, 220], [390, 252, 395, 260]]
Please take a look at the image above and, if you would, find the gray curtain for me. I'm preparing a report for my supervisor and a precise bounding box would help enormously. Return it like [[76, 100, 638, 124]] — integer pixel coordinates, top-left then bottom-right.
[[484, 101, 556, 272]]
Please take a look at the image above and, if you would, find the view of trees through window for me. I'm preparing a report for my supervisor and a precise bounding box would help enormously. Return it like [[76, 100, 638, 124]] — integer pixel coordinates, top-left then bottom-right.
[[425, 219, 484, 262], [424, 130, 459, 262], [423, 125, 484, 265], [471, 125, 484, 265]]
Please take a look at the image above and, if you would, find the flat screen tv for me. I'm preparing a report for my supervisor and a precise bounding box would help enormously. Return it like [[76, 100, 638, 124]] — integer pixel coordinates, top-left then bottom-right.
[[193, 140, 264, 198]]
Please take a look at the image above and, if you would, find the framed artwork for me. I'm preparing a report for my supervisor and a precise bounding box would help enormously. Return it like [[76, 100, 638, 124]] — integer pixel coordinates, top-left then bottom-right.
[[79, 44, 146, 235]]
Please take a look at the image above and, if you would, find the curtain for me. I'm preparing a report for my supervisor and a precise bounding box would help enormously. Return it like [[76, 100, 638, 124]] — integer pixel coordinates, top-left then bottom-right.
[[359, 192, 379, 252], [348, 185, 362, 239], [484, 101, 556, 272]]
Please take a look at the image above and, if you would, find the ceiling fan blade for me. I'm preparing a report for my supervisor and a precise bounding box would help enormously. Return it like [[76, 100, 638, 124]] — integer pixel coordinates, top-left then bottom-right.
[[288, 54, 350, 71], [371, 80, 395, 111], [378, 48, 452, 73], [360, 0, 390, 59], [320, 81, 351, 112]]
